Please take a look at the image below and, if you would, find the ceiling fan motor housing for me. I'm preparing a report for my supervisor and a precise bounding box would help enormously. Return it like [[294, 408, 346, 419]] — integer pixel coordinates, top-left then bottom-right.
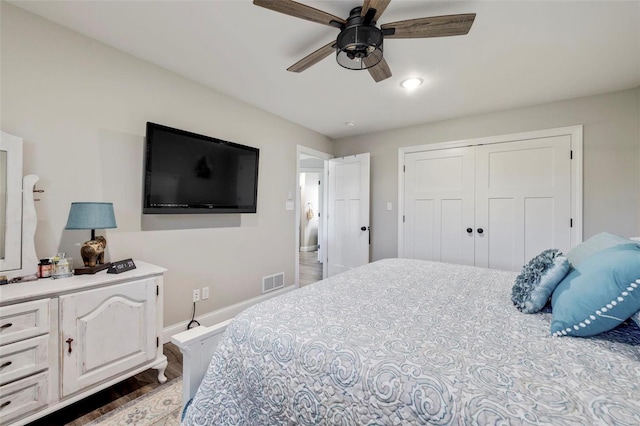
[[336, 7, 383, 70]]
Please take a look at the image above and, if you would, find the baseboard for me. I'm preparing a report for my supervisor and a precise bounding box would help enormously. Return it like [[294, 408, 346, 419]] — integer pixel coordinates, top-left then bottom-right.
[[299, 246, 318, 252], [162, 284, 297, 342]]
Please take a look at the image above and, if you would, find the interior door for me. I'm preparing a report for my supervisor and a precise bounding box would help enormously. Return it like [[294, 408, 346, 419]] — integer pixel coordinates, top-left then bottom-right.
[[475, 136, 572, 270], [403, 148, 475, 265], [327, 153, 370, 276]]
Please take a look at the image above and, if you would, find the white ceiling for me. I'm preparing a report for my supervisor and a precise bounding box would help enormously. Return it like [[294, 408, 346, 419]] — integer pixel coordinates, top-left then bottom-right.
[[10, 0, 640, 139]]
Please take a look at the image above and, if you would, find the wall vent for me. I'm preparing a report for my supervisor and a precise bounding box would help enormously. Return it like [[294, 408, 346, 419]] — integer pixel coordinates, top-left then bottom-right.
[[262, 272, 285, 294]]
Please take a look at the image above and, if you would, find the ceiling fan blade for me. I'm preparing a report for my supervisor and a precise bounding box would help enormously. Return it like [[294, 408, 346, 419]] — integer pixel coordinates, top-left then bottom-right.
[[287, 41, 337, 73], [361, 0, 391, 23], [382, 13, 476, 39], [253, 0, 346, 28], [364, 57, 392, 82]]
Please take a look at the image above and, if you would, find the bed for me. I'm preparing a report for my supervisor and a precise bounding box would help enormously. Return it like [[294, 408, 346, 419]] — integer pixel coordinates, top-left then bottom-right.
[[174, 257, 640, 425]]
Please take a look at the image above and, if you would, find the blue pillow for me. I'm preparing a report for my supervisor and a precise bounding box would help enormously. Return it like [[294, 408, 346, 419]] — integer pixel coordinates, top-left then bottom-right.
[[512, 249, 570, 313], [565, 232, 637, 267], [551, 244, 640, 337]]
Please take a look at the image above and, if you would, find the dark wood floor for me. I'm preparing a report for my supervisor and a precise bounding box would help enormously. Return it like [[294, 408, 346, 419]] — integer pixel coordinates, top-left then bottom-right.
[[28, 342, 182, 426], [300, 250, 323, 286]]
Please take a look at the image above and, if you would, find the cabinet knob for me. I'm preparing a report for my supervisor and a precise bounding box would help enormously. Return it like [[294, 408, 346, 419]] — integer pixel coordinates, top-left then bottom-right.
[[0, 323, 12, 330], [66, 337, 74, 354], [466, 228, 473, 234], [477, 228, 484, 234], [0, 361, 12, 369], [0, 401, 11, 409], [360, 226, 367, 231]]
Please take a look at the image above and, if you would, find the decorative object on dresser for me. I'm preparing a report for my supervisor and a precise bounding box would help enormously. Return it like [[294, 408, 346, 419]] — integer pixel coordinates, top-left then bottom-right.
[[0, 261, 167, 426], [64, 202, 117, 274], [107, 258, 136, 274], [0, 131, 39, 283]]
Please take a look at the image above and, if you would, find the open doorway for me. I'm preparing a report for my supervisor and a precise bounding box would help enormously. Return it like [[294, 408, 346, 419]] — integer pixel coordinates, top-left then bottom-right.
[[296, 146, 332, 287], [299, 171, 321, 285]]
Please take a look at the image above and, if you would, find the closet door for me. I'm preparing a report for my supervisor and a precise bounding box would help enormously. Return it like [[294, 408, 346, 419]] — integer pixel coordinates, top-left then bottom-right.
[[403, 147, 475, 265], [474, 136, 572, 270]]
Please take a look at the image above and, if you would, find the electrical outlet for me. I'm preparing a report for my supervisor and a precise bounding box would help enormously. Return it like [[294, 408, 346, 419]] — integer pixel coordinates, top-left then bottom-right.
[[202, 286, 209, 300], [192, 289, 200, 303]]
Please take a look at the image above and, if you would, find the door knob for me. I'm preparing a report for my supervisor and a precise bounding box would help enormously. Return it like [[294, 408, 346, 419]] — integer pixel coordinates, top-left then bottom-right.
[[466, 228, 473, 234], [477, 228, 484, 234]]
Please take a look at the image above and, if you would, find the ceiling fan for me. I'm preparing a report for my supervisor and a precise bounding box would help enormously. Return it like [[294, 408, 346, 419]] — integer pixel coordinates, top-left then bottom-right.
[[253, 0, 476, 82]]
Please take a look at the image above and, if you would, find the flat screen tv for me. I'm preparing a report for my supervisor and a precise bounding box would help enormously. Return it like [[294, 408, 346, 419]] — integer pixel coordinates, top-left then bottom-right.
[[143, 122, 259, 214]]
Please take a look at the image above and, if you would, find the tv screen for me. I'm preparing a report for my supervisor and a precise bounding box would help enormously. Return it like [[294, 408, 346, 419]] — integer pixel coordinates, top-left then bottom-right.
[[143, 122, 259, 214]]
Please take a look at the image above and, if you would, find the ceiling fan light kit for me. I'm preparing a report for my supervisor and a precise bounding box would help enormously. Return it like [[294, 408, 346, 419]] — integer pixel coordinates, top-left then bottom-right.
[[336, 7, 383, 70], [253, 0, 475, 83]]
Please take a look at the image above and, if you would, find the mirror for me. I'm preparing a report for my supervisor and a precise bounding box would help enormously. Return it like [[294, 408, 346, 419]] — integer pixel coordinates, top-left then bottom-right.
[[0, 150, 6, 259], [0, 131, 39, 281]]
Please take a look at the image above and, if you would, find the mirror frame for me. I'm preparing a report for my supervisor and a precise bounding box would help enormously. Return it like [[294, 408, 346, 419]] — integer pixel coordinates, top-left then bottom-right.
[[0, 131, 39, 281]]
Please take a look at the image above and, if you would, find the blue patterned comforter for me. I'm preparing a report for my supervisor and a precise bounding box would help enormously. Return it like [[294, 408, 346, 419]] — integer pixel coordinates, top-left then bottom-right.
[[183, 259, 640, 425]]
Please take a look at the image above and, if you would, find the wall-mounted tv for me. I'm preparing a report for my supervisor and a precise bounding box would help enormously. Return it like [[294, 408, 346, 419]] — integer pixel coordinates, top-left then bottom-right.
[[143, 122, 259, 214]]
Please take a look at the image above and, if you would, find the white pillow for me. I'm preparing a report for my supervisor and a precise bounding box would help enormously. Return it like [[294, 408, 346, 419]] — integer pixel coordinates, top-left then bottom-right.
[[620, 238, 639, 330], [566, 232, 634, 266]]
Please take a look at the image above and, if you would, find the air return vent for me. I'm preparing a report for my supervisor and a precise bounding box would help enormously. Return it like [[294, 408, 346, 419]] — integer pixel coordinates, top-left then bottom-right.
[[262, 272, 284, 293]]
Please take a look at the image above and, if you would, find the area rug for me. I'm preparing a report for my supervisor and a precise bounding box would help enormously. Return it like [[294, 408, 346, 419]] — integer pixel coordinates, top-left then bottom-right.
[[86, 379, 182, 426]]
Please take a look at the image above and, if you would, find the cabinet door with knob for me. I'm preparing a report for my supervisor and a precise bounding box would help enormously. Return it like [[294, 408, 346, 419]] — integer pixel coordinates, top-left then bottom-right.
[[59, 278, 157, 397]]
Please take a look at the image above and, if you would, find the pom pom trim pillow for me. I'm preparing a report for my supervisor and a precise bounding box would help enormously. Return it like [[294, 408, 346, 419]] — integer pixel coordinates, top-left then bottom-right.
[[551, 244, 640, 337], [512, 249, 570, 314]]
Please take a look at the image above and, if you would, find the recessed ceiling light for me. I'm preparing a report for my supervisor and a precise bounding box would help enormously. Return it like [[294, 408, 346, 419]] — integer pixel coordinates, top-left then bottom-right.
[[400, 78, 423, 90], [345, 121, 356, 127]]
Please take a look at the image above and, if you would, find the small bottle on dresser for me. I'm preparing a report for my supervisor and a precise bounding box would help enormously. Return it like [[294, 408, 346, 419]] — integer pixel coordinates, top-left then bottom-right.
[[52, 253, 73, 279], [39, 258, 53, 278]]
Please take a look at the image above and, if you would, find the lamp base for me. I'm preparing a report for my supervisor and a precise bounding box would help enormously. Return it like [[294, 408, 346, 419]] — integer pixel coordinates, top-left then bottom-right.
[[74, 263, 112, 275]]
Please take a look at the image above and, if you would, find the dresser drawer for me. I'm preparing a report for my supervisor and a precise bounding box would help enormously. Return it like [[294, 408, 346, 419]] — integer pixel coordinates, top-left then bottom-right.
[[0, 299, 50, 346], [0, 371, 48, 424], [0, 335, 49, 386]]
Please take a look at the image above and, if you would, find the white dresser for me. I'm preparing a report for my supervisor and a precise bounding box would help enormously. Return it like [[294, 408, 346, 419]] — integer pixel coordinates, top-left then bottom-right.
[[0, 261, 167, 425]]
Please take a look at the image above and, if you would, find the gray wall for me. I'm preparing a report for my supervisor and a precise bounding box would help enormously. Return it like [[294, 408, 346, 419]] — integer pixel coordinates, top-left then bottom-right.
[[1, 3, 333, 327], [334, 88, 640, 261]]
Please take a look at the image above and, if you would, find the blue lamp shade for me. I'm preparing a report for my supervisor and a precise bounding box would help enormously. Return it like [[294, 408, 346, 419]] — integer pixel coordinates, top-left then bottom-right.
[[65, 202, 117, 231]]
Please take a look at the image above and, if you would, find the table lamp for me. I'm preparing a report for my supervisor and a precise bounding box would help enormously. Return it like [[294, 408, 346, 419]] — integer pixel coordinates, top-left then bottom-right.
[[65, 202, 117, 275]]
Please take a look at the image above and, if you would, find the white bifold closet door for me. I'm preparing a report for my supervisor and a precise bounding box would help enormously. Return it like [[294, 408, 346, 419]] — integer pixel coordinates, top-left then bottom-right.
[[403, 135, 572, 271], [403, 147, 476, 266]]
